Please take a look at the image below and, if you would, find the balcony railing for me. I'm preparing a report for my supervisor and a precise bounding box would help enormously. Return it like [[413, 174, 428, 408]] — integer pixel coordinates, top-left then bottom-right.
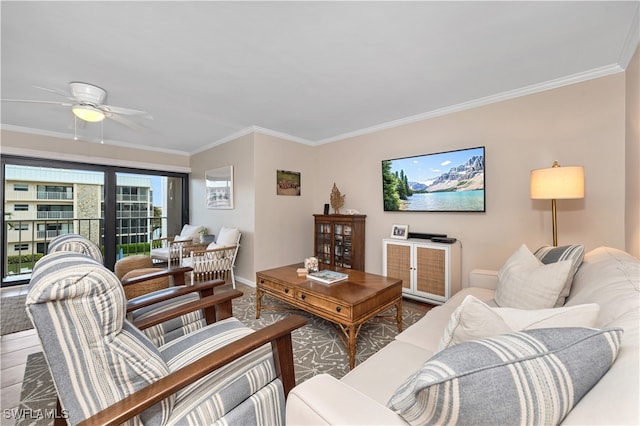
[[36, 211, 74, 219], [37, 191, 73, 200], [3, 216, 167, 286], [117, 194, 150, 202]]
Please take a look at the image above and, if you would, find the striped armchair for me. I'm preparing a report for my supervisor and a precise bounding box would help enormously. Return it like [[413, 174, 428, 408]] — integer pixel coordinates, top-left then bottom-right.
[[26, 251, 305, 425], [46, 233, 217, 347]]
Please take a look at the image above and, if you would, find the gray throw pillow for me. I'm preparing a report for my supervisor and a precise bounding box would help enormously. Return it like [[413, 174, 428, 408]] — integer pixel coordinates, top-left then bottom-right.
[[388, 327, 623, 426], [534, 245, 585, 306]]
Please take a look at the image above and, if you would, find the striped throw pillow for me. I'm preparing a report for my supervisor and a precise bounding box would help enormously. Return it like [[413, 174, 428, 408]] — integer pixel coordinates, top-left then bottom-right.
[[388, 327, 622, 426], [534, 245, 585, 306]]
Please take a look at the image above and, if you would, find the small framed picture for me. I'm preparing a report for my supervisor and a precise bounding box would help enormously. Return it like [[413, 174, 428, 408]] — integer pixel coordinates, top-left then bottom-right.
[[391, 224, 409, 239]]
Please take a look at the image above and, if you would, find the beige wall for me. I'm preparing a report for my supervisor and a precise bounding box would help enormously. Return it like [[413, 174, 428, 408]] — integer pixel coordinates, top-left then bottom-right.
[[188, 132, 317, 284], [189, 133, 256, 283], [626, 46, 640, 258], [253, 133, 316, 271], [313, 73, 627, 283], [2, 69, 635, 286]]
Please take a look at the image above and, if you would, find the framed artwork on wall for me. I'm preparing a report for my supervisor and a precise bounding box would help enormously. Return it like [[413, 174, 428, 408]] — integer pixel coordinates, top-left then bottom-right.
[[277, 170, 301, 196], [206, 166, 234, 209]]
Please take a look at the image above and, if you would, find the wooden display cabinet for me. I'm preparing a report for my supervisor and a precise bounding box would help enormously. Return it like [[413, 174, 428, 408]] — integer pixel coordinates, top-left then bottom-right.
[[313, 214, 366, 271]]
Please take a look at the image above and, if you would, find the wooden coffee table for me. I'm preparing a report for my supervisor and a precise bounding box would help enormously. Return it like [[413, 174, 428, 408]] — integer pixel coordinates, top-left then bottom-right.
[[256, 264, 402, 369]]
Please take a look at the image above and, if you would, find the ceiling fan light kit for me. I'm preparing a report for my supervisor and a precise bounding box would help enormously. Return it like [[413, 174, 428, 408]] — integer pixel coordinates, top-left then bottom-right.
[[1, 81, 151, 131], [72, 104, 106, 122]]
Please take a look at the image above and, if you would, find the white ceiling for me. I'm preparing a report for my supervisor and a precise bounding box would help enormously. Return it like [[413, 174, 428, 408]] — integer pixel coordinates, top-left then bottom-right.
[[1, 1, 638, 155]]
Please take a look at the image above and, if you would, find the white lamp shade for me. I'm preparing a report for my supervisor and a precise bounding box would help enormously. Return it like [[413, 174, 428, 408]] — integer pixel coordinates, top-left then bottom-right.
[[72, 105, 106, 122], [530, 165, 584, 199]]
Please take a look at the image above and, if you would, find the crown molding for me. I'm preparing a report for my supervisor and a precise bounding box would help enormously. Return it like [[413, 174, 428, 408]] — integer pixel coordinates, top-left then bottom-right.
[[0, 145, 191, 173], [617, 3, 640, 69], [251, 126, 315, 146], [190, 125, 315, 154], [315, 64, 624, 145], [0, 124, 190, 156]]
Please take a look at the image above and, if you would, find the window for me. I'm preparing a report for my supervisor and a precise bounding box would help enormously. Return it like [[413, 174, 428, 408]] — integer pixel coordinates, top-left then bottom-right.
[[13, 184, 28, 191], [2, 157, 189, 286]]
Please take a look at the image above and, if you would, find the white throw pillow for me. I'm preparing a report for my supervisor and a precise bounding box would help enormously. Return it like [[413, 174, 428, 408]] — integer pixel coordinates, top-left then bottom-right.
[[174, 235, 192, 242], [495, 244, 572, 309], [438, 295, 511, 351], [179, 224, 204, 238], [216, 226, 240, 247], [438, 295, 600, 351]]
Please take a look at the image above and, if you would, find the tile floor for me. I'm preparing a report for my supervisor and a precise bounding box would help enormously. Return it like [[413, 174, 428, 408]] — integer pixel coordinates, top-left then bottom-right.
[[1, 285, 41, 426]]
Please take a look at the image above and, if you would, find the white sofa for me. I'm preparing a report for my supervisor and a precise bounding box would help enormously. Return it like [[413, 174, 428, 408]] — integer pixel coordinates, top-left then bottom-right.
[[286, 246, 640, 425]]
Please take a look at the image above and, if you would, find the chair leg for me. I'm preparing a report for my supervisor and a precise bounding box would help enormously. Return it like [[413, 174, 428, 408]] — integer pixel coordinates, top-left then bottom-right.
[[230, 269, 236, 289]]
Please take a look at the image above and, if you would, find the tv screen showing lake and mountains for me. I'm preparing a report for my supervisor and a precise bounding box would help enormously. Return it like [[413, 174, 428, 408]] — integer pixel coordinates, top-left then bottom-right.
[[382, 146, 485, 212]]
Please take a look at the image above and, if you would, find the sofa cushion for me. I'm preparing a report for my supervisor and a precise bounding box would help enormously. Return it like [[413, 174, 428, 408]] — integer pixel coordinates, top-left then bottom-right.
[[534, 244, 585, 307], [438, 295, 600, 351], [388, 327, 623, 426], [395, 288, 496, 353], [495, 244, 572, 309]]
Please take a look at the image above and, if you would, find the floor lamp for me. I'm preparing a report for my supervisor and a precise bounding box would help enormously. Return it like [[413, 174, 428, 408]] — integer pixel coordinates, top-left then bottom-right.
[[530, 161, 584, 246]]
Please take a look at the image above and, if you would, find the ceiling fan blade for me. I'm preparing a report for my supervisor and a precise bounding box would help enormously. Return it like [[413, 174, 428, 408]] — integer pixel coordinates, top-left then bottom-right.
[[106, 112, 149, 132], [0, 99, 72, 106], [33, 85, 75, 101], [102, 105, 152, 119]]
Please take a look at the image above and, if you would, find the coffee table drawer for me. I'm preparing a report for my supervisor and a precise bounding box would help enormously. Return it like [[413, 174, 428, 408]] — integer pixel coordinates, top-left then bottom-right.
[[259, 278, 296, 299], [296, 291, 352, 320]]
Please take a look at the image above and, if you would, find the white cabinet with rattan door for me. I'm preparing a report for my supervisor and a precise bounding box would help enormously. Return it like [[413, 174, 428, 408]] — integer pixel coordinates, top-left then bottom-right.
[[382, 238, 461, 304]]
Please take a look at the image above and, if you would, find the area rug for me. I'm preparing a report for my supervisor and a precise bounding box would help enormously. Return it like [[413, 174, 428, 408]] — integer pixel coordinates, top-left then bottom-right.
[[1, 295, 32, 336], [16, 288, 431, 425]]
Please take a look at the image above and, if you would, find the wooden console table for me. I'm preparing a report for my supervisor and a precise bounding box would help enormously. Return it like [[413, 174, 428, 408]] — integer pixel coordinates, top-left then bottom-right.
[[256, 264, 402, 369]]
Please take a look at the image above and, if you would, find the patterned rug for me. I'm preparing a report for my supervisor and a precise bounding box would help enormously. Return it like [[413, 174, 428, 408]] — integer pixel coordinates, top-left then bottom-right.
[[0, 295, 31, 336], [16, 287, 431, 425]]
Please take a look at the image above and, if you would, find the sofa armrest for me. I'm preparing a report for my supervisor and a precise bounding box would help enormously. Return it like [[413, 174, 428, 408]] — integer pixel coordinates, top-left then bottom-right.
[[469, 268, 498, 290], [286, 374, 406, 425]]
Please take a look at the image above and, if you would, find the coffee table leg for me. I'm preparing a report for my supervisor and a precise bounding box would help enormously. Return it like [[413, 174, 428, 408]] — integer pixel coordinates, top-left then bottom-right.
[[396, 298, 403, 332], [348, 324, 357, 369], [256, 287, 263, 319]]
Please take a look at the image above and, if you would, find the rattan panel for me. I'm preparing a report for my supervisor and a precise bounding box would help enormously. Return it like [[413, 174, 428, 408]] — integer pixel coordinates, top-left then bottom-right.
[[416, 246, 445, 296], [386, 243, 411, 289]]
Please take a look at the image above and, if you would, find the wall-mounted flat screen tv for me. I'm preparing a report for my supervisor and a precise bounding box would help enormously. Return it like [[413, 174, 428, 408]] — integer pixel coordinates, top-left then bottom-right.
[[382, 146, 485, 212]]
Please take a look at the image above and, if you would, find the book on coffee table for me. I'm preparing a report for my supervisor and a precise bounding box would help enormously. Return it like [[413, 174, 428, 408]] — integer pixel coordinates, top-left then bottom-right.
[[306, 270, 348, 284]]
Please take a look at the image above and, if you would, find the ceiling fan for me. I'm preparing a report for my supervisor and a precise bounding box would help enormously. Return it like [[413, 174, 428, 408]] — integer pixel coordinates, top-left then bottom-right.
[[1, 82, 152, 131]]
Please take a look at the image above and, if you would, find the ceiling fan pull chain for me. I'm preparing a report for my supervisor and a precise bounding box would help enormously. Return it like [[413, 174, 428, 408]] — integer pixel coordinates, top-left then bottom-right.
[[73, 115, 78, 141], [100, 120, 104, 144]]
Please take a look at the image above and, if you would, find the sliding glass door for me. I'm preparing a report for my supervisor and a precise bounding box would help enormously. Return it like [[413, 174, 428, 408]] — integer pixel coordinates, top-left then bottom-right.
[[1, 155, 188, 286]]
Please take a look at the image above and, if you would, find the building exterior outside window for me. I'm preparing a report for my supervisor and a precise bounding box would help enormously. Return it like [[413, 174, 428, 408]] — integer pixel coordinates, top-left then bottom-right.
[[4, 165, 153, 264]]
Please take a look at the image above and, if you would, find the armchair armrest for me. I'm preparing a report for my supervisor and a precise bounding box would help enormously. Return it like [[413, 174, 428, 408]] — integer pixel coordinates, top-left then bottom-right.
[[132, 289, 243, 330], [121, 266, 192, 287], [286, 374, 405, 425], [80, 315, 308, 426], [469, 268, 499, 290]]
